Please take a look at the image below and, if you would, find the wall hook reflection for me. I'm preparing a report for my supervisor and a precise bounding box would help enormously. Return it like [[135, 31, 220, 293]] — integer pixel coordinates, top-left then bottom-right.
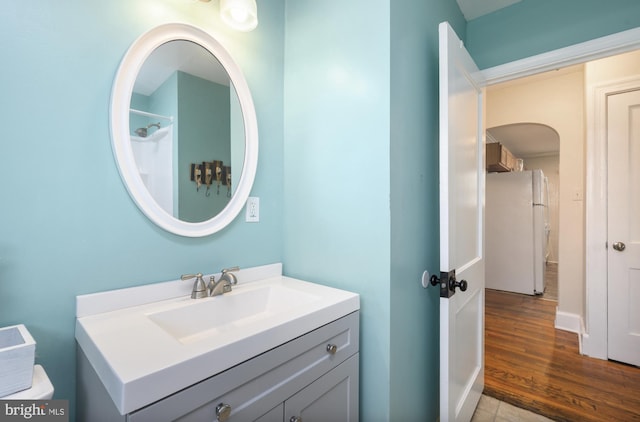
[[189, 160, 231, 196], [214, 160, 223, 195], [204, 162, 213, 196], [190, 163, 203, 191]]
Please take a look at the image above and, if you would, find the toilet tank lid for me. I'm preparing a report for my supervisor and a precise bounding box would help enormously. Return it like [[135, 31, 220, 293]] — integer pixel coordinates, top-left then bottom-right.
[[1, 365, 54, 400]]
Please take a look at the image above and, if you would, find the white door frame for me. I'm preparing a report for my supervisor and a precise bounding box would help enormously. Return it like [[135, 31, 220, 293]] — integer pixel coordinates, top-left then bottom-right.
[[480, 26, 640, 360], [482, 27, 640, 85], [585, 76, 640, 359]]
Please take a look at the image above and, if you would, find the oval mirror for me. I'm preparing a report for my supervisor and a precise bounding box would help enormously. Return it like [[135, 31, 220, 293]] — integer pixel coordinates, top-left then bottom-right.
[[110, 23, 258, 237]]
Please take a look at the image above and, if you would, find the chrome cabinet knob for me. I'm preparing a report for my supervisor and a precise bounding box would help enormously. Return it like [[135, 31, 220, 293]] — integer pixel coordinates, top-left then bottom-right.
[[613, 241, 626, 251], [216, 403, 232, 421], [326, 344, 338, 354], [290, 417, 302, 422]]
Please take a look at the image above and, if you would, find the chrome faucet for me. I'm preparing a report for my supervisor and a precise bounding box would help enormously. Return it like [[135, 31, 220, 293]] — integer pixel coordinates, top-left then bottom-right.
[[181, 273, 208, 299], [182, 268, 239, 299], [208, 267, 239, 296]]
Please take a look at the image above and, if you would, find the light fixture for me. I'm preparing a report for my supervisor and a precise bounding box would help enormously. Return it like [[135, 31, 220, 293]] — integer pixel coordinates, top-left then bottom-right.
[[220, 0, 258, 32]]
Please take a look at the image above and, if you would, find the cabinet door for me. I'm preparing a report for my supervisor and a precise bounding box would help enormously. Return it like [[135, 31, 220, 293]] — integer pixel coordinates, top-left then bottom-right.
[[284, 354, 359, 422], [254, 404, 283, 422]]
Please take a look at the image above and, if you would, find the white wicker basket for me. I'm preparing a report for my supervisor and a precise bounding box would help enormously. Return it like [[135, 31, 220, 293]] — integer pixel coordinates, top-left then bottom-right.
[[0, 324, 36, 397]]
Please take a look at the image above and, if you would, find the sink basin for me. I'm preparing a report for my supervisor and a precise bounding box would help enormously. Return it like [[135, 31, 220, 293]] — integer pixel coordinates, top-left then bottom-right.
[[147, 284, 319, 343], [75, 265, 360, 415]]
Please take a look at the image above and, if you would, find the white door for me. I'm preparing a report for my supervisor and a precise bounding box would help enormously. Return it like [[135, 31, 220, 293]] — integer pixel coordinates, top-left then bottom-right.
[[607, 88, 640, 367], [438, 22, 485, 422]]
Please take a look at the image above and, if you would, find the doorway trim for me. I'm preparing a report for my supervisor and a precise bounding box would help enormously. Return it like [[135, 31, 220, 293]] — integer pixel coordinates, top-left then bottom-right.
[[481, 27, 640, 85], [479, 26, 640, 360]]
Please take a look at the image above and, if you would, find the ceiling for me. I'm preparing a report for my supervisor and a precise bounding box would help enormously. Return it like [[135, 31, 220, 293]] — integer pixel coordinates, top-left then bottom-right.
[[487, 123, 560, 159], [456, 0, 521, 20], [134, 40, 229, 97]]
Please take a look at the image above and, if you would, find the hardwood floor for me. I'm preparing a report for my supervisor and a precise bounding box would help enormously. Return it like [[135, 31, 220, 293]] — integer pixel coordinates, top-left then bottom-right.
[[484, 288, 640, 421]]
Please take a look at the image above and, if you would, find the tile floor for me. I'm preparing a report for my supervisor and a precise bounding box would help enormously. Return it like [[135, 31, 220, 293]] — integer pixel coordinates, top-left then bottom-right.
[[471, 395, 553, 422]]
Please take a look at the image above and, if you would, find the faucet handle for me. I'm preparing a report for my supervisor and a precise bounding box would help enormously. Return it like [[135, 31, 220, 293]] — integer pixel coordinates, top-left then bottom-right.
[[181, 273, 208, 299]]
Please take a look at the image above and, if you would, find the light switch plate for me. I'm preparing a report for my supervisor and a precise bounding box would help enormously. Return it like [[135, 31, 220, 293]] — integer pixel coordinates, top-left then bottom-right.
[[246, 197, 259, 222]]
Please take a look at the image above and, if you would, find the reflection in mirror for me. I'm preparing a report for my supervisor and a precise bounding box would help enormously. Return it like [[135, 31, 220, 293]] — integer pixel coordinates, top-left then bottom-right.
[[110, 23, 258, 237], [129, 40, 245, 223]]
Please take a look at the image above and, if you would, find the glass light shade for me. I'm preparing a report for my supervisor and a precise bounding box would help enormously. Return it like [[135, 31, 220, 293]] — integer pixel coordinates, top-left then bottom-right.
[[220, 0, 258, 32]]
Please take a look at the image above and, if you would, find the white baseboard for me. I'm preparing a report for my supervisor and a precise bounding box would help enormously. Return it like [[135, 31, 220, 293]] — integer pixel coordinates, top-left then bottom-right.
[[555, 308, 584, 353], [581, 332, 608, 360], [555, 308, 607, 360]]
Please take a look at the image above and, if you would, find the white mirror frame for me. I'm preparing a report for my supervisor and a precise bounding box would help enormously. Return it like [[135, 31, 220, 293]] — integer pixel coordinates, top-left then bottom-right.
[[110, 23, 258, 237]]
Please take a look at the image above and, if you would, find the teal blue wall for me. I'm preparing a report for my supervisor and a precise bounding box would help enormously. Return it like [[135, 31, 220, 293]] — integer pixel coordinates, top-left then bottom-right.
[[283, 0, 392, 419], [0, 1, 284, 420], [6, 0, 636, 421], [389, 2, 466, 420], [466, 0, 640, 69], [283, 0, 466, 420], [177, 72, 231, 222]]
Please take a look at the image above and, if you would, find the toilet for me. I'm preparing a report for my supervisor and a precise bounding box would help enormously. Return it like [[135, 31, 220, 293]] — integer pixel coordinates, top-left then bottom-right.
[[1, 365, 54, 400]]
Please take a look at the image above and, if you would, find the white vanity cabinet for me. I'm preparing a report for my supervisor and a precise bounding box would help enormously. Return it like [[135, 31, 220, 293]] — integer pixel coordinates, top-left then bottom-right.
[[78, 311, 359, 422]]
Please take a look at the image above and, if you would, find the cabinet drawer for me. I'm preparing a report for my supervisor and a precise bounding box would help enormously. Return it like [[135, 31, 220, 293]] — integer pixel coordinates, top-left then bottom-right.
[[129, 311, 359, 422]]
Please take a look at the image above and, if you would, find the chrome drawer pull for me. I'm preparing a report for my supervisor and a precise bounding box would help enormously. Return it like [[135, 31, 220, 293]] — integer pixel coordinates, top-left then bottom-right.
[[326, 343, 338, 354], [216, 403, 232, 421]]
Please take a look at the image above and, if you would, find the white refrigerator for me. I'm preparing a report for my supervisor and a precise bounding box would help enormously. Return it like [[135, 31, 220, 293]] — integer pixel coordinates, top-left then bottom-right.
[[485, 169, 548, 295]]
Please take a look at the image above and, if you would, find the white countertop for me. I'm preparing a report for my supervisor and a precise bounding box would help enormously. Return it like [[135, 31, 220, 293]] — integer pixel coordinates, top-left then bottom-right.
[[75, 263, 359, 415]]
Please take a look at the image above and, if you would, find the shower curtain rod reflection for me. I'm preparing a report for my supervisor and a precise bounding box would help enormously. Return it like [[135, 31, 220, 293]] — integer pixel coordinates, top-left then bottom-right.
[[130, 108, 174, 122]]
